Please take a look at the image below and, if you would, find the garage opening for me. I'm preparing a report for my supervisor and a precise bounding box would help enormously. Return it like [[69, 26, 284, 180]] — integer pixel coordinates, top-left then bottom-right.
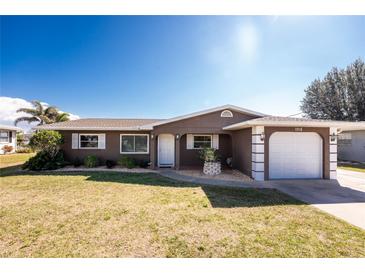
[[269, 132, 323, 179]]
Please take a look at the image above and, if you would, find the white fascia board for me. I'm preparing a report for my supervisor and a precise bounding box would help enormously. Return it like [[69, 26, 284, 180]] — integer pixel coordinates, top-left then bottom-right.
[[34, 126, 153, 131], [224, 120, 365, 130], [140, 104, 267, 129]]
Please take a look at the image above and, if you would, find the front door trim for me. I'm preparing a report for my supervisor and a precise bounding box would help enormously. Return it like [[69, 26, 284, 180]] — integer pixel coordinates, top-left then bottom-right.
[[157, 134, 175, 167]]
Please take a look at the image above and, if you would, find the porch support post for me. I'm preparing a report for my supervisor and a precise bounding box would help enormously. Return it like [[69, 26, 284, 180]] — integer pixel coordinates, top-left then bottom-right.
[[175, 134, 180, 170], [150, 133, 156, 169], [252, 126, 265, 181]]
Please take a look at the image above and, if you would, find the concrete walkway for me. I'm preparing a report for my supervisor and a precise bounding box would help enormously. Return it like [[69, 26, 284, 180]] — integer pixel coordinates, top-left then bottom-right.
[[159, 169, 365, 230], [159, 169, 269, 189]]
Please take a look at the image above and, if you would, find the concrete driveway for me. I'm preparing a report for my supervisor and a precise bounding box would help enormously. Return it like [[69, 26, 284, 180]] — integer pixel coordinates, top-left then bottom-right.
[[268, 169, 365, 230]]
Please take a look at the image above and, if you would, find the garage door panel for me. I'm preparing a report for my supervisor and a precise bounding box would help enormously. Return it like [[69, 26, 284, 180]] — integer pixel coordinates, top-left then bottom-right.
[[269, 132, 323, 179]]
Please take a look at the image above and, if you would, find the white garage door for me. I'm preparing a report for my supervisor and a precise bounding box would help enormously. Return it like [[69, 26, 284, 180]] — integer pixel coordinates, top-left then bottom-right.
[[269, 132, 323, 179]]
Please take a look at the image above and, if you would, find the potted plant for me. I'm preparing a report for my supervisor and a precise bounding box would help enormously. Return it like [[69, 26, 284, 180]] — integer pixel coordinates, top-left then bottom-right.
[[199, 147, 221, 176]]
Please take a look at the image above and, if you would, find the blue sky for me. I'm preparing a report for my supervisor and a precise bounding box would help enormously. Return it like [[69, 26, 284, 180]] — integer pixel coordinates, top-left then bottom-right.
[[1, 16, 365, 121]]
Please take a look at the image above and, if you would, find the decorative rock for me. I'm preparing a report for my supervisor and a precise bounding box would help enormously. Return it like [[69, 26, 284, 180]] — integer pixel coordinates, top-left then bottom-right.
[[203, 161, 221, 176]]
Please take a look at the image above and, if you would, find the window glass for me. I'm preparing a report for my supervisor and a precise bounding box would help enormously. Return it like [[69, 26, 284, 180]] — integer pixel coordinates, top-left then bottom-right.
[[121, 135, 148, 153], [80, 135, 98, 148], [122, 136, 135, 152], [193, 135, 212, 149], [0, 131, 9, 143], [135, 135, 148, 152]]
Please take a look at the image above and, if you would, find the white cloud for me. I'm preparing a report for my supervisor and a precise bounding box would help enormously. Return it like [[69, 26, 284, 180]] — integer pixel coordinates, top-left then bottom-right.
[[0, 96, 80, 132], [236, 22, 260, 63]]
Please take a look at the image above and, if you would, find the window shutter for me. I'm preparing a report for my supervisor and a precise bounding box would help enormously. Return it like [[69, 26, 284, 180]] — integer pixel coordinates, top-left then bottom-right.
[[212, 134, 219, 149], [72, 133, 79, 149], [98, 134, 106, 149], [186, 134, 193, 149]]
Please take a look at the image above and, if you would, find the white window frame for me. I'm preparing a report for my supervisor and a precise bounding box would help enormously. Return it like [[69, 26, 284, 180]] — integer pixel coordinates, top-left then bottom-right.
[[192, 134, 213, 150], [220, 110, 233, 118], [120, 134, 149, 154], [0, 130, 10, 143], [79, 133, 100, 149]]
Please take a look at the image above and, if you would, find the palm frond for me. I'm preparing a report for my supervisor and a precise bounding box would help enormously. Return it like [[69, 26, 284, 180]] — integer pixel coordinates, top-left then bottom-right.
[[56, 112, 70, 122], [31, 100, 44, 113], [39, 115, 53, 124], [14, 116, 40, 125], [16, 108, 40, 116]]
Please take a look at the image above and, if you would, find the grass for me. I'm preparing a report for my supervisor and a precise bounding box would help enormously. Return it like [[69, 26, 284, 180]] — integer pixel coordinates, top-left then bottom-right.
[[0, 153, 35, 168], [338, 162, 365, 173], [0, 171, 364, 258]]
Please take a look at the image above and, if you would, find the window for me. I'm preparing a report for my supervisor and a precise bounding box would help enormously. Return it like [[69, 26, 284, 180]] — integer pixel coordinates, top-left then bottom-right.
[[0, 131, 9, 143], [220, 110, 233, 118], [120, 134, 149, 154], [79, 134, 99, 148], [338, 133, 352, 145], [193, 135, 212, 149]]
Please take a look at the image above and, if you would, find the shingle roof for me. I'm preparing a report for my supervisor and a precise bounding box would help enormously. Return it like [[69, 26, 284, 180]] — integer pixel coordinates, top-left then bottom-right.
[[35, 118, 163, 131], [0, 124, 23, 132], [223, 116, 365, 130]]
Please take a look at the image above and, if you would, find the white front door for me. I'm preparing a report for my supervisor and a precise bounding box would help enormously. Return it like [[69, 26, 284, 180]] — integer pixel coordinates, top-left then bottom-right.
[[158, 134, 175, 167], [269, 132, 323, 179]]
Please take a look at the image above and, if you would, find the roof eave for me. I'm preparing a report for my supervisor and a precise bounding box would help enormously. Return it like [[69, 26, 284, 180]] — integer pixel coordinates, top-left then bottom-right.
[[223, 120, 365, 130], [33, 126, 153, 131], [142, 104, 267, 128]]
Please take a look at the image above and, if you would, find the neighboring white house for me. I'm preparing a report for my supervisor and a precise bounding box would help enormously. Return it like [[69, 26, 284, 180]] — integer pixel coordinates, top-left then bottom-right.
[[338, 130, 365, 163], [0, 125, 23, 154]]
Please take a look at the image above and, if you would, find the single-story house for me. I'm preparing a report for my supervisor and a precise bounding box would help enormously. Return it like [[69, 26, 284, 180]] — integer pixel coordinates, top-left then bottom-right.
[[35, 105, 365, 181], [338, 130, 365, 163], [0, 124, 23, 154]]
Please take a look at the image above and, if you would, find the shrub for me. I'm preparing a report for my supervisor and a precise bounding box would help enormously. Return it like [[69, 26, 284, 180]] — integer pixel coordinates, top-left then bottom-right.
[[2, 145, 13, 154], [106, 160, 116, 169], [17, 132, 26, 147], [118, 156, 136, 169], [22, 150, 65, 171], [135, 159, 149, 168], [199, 147, 219, 162], [73, 157, 82, 167], [84, 155, 99, 168], [16, 147, 33, 153], [29, 130, 63, 156]]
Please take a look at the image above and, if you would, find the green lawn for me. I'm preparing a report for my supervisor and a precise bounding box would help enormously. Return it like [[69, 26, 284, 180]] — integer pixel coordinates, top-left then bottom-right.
[[0, 153, 35, 168], [0, 171, 364, 258], [338, 163, 365, 173]]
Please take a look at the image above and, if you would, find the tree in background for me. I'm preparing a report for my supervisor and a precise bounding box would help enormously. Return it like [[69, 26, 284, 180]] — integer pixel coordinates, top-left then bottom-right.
[[14, 100, 70, 126], [301, 58, 365, 121]]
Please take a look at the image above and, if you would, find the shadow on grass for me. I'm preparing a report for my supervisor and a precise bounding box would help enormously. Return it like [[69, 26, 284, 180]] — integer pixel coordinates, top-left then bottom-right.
[[0, 164, 23, 177], [0, 170, 305, 208]]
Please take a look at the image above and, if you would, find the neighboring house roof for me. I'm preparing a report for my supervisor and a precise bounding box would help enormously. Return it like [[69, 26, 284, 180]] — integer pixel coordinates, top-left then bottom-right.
[[139, 104, 267, 129], [35, 118, 163, 131], [0, 124, 23, 132], [223, 116, 365, 130]]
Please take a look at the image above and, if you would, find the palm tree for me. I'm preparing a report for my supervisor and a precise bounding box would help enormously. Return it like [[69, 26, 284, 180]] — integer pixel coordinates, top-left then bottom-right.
[[55, 112, 70, 122], [14, 100, 69, 126]]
